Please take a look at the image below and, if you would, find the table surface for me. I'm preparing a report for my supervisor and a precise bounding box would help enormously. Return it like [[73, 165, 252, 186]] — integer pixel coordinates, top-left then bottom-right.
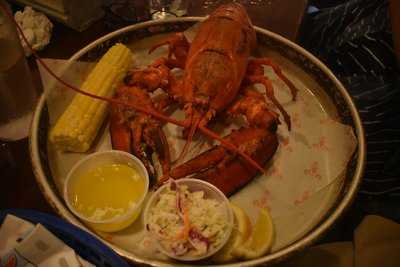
[[2, 0, 308, 212]]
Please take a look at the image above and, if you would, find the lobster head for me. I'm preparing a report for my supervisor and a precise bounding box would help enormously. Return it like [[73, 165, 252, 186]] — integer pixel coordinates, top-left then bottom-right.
[[183, 3, 257, 120]]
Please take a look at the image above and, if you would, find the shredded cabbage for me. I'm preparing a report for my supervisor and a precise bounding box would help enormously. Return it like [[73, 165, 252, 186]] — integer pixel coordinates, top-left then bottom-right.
[[147, 181, 229, 257]]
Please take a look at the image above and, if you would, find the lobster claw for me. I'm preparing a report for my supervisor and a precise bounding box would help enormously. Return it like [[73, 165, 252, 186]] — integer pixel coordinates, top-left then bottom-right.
[[109, 86, 172, 182], [134, 120, 171, 180], [110, 113, 171, 182], [110, 104, 131, 153]]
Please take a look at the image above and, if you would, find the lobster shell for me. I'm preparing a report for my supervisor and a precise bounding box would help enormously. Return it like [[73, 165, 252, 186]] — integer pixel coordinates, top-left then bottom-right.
[[170, 127, 278, 196], [182, 3, 256, 113]]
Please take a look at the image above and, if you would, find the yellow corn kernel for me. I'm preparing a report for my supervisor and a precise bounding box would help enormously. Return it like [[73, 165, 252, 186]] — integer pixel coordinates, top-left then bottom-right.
[[49, 43, 132, 152]]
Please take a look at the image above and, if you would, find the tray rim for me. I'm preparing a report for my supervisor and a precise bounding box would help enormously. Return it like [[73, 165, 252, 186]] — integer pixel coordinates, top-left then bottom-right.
[[29, 17, 366, 266]]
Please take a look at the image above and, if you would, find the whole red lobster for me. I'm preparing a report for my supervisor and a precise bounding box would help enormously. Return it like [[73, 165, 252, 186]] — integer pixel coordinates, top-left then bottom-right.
[[0, 1, 296, 195], [110, 3, 297, 195]]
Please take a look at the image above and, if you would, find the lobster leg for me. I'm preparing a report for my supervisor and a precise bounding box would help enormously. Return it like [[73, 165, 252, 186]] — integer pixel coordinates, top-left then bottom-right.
[[228, 88, 280, 131], [125, 33, 189, 93], [126, 33, 190, 102], [148, 32, 190, 69], [244, 58, 298, 130], [127, 63, 171, 92], [246, 58, 298, 100]]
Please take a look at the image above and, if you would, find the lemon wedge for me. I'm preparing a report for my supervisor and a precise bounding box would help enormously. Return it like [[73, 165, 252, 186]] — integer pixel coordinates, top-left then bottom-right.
[[211, 203, 252, 262], [233, 208, 274, 260]]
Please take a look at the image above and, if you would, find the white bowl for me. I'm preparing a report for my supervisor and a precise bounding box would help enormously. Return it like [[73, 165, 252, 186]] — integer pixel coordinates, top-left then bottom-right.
[[143, 178, 234, 261], [64, 150, 149, 232]]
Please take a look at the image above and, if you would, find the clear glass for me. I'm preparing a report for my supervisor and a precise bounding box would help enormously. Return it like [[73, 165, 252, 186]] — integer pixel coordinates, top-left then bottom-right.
[[149, 0, 189, 20], [201, 0, 223, 11], [0, 0, 37, 141]]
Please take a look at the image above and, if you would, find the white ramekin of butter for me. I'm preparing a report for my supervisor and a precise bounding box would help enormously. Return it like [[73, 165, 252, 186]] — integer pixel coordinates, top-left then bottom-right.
[[64, 150, 149, 232]]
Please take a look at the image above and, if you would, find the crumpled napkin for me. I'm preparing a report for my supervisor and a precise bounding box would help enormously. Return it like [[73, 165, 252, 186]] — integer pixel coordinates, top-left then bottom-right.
[[0, 215, 94, 267], [14, 6, 53, 56]]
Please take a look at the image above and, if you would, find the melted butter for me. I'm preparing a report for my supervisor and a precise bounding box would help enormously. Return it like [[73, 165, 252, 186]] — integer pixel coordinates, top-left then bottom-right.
[[69, 163, 145, 221]]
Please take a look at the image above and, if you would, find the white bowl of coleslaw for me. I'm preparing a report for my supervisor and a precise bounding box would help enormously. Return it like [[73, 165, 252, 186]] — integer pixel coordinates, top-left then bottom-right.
[[143, 178, 234, 261]]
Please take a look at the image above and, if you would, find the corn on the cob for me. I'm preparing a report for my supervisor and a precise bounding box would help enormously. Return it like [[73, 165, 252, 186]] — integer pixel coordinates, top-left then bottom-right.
[[49, 43, 132, 152]]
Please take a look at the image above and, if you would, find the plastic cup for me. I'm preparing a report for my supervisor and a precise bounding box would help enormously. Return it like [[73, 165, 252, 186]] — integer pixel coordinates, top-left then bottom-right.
[[64, 150, 149, 232], [0, 1, 38, 141], [143, 178, 234, 261]]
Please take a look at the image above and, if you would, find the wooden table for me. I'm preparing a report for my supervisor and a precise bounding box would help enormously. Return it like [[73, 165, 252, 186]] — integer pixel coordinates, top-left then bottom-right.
[[1, 0, 309, 221]]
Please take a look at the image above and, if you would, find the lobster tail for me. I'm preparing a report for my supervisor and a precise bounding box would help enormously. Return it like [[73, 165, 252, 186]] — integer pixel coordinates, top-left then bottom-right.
[[169, 127, 278, 196]]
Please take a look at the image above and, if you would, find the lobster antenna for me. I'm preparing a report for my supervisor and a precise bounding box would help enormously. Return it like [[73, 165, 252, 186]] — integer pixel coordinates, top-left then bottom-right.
[[176, 111, 200, 163], [199, 125, 265, 173], [0, 3, 265, 174]]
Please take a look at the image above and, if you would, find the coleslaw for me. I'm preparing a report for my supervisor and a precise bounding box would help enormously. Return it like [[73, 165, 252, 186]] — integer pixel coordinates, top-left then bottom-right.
[[146, 181, 230, 258]]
